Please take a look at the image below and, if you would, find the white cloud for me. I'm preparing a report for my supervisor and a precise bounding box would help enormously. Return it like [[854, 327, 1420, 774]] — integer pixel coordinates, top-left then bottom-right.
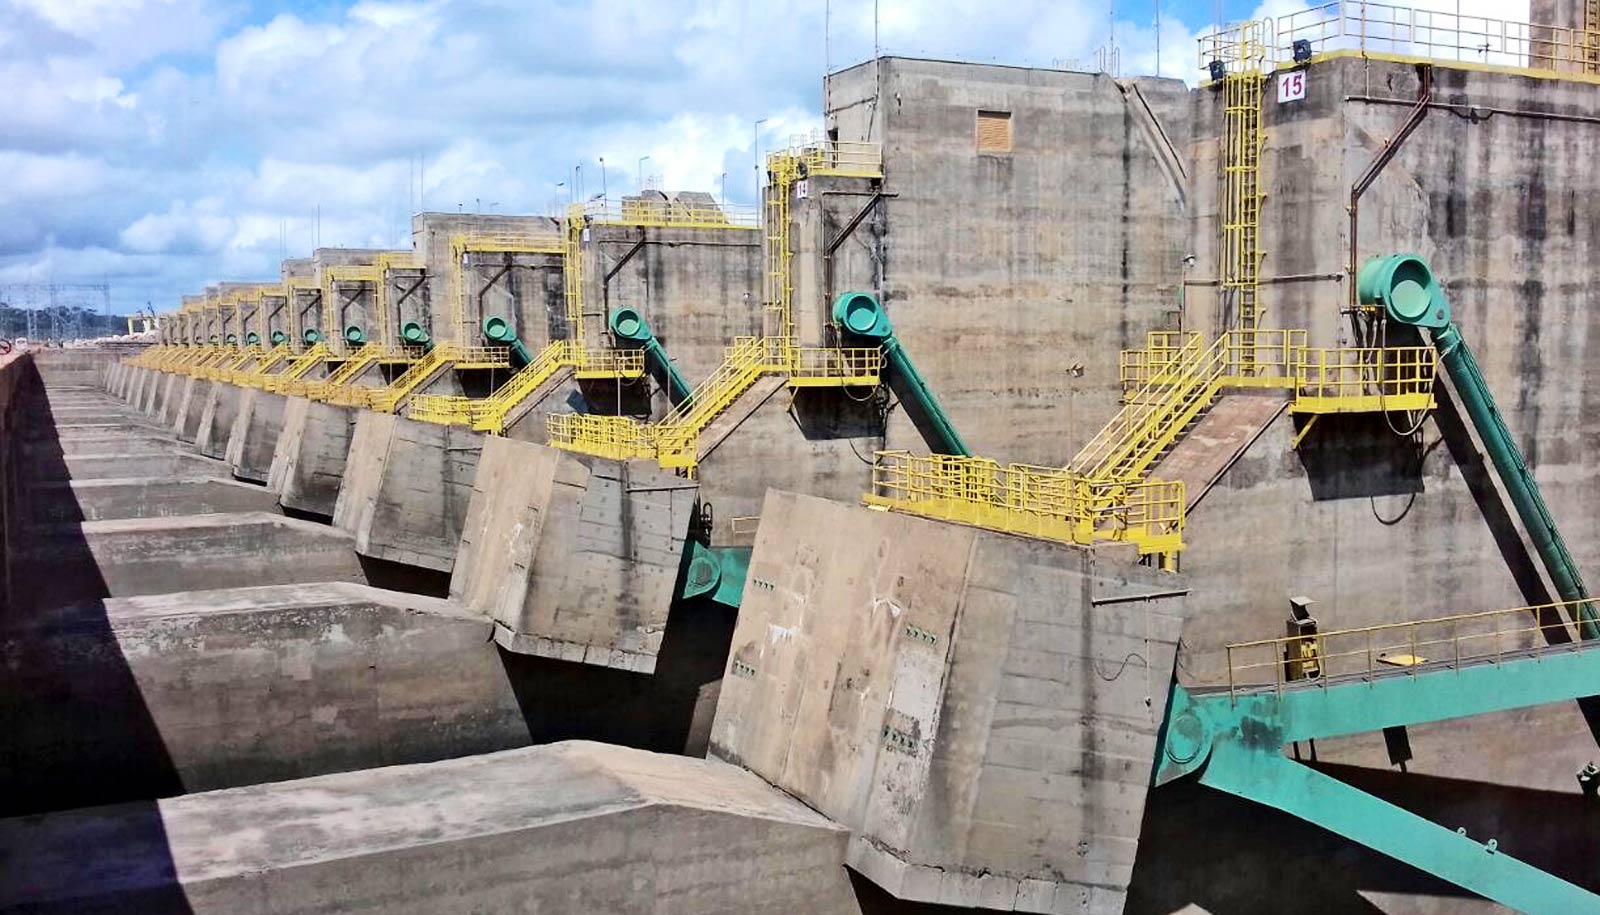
[[0, 0, 1547, 313]]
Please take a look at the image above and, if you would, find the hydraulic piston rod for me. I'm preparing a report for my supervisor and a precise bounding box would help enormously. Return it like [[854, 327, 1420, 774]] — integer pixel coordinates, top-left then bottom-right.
[[1359, 254, 1598, 639], [833, 292, 970, 457], [610, 307, 692, 407]]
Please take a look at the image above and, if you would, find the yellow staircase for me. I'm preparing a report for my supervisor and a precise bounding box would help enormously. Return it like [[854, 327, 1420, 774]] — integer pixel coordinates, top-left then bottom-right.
[[467, 340, 576, 434], [652, 336, 775, 469], [264, 342, 329, 393], [233, 345, 293, 389], [1072, 333, 1241, 481], [368, 345, 456, 414], [313, 344, 389, 405]]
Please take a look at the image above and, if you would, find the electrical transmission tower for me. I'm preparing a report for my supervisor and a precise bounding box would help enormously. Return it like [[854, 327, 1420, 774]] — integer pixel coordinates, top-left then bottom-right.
[[0, 283, 112, 341]]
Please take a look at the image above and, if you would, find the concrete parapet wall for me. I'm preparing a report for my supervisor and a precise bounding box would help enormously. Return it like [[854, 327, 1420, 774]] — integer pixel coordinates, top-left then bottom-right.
[[334, 411, 481, 572], [194, 381, 245, 460], [225, 387, 286, 483], [175, 376, 214, 442], [11, 512, 367, 611], [26, 478, 281, 524], [451, 438, 699, 674], [269, 396, 356, 518], [0, 582, 537, 816], [712, 490, 1187, 913], [0, 741, 858, 915]]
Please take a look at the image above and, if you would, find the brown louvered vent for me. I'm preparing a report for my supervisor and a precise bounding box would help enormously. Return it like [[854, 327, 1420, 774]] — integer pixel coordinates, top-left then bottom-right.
[[976, 110, 1013, 153]]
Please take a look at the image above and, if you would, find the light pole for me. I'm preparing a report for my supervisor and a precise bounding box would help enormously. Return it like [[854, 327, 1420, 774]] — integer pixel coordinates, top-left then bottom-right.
[[721, 172, 728, 206], [599, 157, 608, 205], [638, 155, 651, 191], [753, 118, 768, 190]]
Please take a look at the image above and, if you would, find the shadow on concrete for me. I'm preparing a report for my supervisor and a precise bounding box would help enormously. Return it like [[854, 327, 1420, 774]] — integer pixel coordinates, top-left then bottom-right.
[[0, 363, 195, 914], [1297, 412, 1427, 501], [1429, 381, 1600, 746], [1126, 776, 1464, 915], [356, 554, 451, 598], [792, 385, 888, 440], [498, 595, 738, 753], [850, 871, 984, 914]]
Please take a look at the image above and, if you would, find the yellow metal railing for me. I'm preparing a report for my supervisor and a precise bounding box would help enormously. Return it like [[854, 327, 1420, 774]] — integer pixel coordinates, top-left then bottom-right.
[[1261, 2, 1600, 78], [1121, 331, 1201, 389], [865, 451, 1185, 555], [652, 336, 773, 467], [264, 343, 329, 393], [788, 346, 884, 386], [369, 346, 452, 413], [586, 200, 761, 230], [1222, 599, 1598, 699], [406, 394, 476, 426], [785, 135, 885, 179], [547, 413, 657, 461], [232, 345, 293, 388], [468, 340, 573, 433], [1293, 345, 1436, 413], [1074, 332, 1235, 480], [296, 344, 378, 400]]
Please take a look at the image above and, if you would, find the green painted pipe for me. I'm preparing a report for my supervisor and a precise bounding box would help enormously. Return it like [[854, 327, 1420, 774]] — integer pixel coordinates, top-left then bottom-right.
[[482, 316, 531, 369], [225, 333, 238, 346], [302, 328, 323, 346], [610, 307, 692, 406], [343, 325, 367, 346], [832, 292, 970, 457], [1361, 254, 1597, 639], [209, 335, 219, 344], [245, 331, 261, 346], [401, 321, 434, 353], [271, 330, 289, 346]]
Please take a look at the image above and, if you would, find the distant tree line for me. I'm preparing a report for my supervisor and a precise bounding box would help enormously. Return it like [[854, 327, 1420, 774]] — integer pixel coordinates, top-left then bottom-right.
[[0, 303, 130, 340]]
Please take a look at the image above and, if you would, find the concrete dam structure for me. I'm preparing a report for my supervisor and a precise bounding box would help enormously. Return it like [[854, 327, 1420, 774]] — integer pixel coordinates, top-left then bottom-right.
[[11, 3, 1600, 912]]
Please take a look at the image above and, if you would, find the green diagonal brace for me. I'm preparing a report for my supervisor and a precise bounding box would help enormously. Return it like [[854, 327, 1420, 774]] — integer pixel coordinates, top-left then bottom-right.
[[1199, 750, 1600, 915], [1156, 643, 1600, 913]]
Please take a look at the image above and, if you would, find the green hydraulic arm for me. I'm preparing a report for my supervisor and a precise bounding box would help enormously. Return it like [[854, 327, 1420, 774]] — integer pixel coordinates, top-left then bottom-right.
[[1156, 646, 1600, 914], [832, 292, 970, 457], [610, 307, 692, 407], [1359, 254, 1598, 639], [482, 316, 532, 369]]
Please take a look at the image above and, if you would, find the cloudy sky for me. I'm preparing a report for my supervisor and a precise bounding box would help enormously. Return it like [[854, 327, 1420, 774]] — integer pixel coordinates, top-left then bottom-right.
[[1, 0, 1527, 313]]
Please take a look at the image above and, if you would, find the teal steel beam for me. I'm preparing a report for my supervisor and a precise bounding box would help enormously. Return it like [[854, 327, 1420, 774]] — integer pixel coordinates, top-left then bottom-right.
[[610, 307, 692, 407], [1155, 643, 1600, 913], [832, 292, 970, 457], [1199, 750, 1600, 915], [1359, 254, 1598, 639]]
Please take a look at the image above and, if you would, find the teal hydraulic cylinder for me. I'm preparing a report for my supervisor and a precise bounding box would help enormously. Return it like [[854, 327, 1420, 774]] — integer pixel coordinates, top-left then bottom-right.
[[482, 316, 531, 369], [678, 540, 750, 610], [832, 292, 970, 457], [1360, 254, 1598, 639], [224, 333, 238, 346], [245, 331, 261, 346], [302, 328, 323, 346], [343, 325, 368, 347], [271, 330, 289, 346], [610, 307, 692, 407], [401, 321, 434, 353]]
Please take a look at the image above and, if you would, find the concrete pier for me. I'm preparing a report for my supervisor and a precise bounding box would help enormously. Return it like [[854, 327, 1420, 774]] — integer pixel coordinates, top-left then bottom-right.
[[0, 742, 859, 915]]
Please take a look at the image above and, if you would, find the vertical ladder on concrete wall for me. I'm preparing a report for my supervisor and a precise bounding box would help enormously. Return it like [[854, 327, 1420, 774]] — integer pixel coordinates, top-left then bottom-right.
[[1586, 0, 1600, 74], [1220, 20, 1267, 368]]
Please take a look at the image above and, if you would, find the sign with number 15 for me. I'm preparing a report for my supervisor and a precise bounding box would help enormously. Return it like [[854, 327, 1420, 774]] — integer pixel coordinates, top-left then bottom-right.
[[1278, 70, 1307, 103]]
